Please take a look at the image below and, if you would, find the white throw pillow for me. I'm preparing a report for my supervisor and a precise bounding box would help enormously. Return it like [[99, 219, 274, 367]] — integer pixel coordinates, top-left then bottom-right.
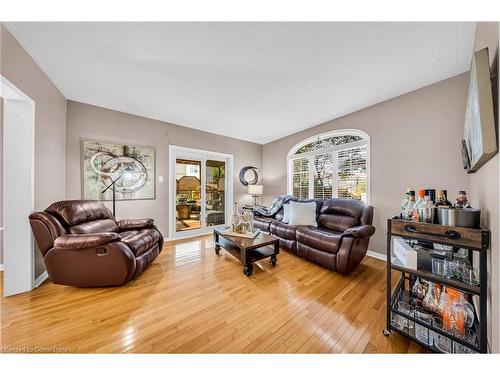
[[288, 201, 318, 227], [282, 204, 291, 223]]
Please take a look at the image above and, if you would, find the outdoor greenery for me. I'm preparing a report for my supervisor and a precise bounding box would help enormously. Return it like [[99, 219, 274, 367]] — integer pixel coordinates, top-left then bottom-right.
[[294, 135, 362, 155]]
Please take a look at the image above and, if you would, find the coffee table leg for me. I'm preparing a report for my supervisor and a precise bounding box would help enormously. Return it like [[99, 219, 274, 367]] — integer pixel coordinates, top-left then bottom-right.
[[243, 248, 253, 276], [270, 255, 277, 266], [214, 232, 220, 255], [270, 241, 279, 266], [244, 264, 253, 276]]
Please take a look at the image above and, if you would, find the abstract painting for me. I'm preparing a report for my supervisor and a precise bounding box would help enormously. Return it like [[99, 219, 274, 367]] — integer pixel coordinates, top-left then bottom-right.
[[82, 139, 155, 200]]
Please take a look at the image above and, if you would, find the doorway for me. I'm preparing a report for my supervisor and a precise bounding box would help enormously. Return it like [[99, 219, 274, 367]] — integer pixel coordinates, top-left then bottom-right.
[[169, 146, 233, 239], [1, 75, 36, 297]]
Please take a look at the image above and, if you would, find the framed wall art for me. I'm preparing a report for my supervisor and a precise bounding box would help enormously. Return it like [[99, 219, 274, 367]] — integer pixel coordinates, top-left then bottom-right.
[[81, 139, 156, 200]]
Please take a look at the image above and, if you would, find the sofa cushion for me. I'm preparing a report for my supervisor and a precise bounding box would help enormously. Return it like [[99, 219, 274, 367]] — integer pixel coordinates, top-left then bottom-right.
[[46, 200, 113, 227], [296, 226, 343, 254], [54, 233, 120, 249], [270, 221, 299, 241], [70, 219, 119, 234], [117, 218, 153, 230], [318, 214, 359, 233], [121, 228, 161, 257], [278, 238, 296, 254], [297, 242, 336, 270], [119, 230, 141, 241], [318, 199, 364, 232], [254, 217, 274, 233]]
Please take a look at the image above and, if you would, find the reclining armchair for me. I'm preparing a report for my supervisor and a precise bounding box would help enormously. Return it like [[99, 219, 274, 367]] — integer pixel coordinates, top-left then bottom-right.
[[29, 200, 164, 287]]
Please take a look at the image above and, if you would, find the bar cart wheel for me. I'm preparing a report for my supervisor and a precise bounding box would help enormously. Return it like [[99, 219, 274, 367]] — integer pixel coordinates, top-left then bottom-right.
[[383, 329, 391, 336]]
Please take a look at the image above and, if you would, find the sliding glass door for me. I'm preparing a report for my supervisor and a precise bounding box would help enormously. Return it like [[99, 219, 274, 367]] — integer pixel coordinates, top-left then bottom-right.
[[175, 158, 202, 233], [170, 146, 233, 238], [205, 159, 226, 228]]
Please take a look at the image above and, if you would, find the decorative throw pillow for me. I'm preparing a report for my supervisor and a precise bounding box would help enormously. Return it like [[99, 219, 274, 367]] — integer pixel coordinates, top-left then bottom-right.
[[282, 204, 291, 223], [288, 201, 318, 227]]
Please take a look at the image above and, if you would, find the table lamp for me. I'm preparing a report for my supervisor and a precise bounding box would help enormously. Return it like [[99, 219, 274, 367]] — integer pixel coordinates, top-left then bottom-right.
[[248, 184, 263, 206]]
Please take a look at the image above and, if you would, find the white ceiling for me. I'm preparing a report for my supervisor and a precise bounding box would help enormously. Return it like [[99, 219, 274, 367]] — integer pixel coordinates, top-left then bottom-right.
[[5, 22, 476, 144]]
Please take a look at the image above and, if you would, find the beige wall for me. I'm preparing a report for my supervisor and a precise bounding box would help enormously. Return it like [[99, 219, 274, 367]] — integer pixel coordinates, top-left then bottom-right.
[[1, 25, 67, 277], [469, 21, 499, 353], [262, 73, 470, 257], [65, 101, 263, 237], [0, 97, 3, 266]]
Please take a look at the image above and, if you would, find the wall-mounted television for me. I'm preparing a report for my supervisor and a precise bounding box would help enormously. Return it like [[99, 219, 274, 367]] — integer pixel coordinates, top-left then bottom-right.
[[462, 47, 497, 173]]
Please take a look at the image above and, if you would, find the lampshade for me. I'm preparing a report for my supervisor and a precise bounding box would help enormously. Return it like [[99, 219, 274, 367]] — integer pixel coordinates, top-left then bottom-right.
[[248, 184, 263, 195]]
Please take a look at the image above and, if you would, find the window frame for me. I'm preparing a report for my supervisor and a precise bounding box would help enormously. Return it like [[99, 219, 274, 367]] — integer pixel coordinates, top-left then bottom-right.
[[287, 129, 370, 204]]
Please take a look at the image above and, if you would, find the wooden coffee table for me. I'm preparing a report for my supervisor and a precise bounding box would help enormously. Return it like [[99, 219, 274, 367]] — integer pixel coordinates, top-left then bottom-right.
[[213, 228, 279, 276]]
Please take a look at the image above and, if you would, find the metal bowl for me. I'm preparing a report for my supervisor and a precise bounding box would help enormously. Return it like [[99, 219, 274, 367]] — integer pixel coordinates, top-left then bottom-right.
[[436, 207, 481, 228]]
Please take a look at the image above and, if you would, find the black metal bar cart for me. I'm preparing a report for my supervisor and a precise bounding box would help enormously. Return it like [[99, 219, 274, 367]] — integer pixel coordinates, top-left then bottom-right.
[[384, 218, 489, 353]]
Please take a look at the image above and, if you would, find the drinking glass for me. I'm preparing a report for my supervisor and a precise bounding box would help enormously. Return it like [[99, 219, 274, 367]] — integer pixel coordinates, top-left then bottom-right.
[[415, 310, 432, 345], [465, 328, 477, 346], [443, 259, 453, 278], [432, 258, 451, 278], [454, 343, 474, 354], [450, 260, 467, 280], [397, 301, 414, 330], [432, 316, 451, 353], [391, 312, 405, 330], [453, 329, 477, 354], [462, 267, 480, 286]]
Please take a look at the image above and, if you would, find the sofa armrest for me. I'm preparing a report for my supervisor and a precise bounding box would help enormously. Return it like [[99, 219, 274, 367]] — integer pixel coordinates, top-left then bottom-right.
[[117, 218, 154, 230], [54, 233, 120, 249], [343, 225, 376, 239]]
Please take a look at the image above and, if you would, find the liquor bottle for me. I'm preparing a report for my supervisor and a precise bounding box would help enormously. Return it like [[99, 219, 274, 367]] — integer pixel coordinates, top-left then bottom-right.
[[403, 191, 416, 220], [231, 202, 240, 231], [412, 190, 423, 222], [454, 190, 471, 208], [401, 188, 411, 217], [420, 195, 435, 223], [425, 189, 436, 204], [414, 189, 425, 211], [412, 208, 420, 223], [434, 190, 452, 207]]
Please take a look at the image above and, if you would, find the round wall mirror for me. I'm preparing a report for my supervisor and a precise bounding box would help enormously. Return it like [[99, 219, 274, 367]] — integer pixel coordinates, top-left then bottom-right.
[[239, 166, 259, 186]]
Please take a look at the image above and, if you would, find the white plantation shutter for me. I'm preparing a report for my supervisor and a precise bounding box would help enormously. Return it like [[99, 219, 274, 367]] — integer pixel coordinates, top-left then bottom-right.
[[288, 132, 369, 203], [337, 146, 367, 202], [292, 157, 309, 199], [313, 153, 334, 199]]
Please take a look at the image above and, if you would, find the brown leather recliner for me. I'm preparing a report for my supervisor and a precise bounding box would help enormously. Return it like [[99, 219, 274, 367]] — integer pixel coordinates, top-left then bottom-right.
[[254, 198, 375, 274], [29, 200, 164, 287]]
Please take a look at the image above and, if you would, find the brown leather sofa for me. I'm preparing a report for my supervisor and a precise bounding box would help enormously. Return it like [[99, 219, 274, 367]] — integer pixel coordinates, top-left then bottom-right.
[[29, 200, 164, 287], [254, 198, 375, 274]]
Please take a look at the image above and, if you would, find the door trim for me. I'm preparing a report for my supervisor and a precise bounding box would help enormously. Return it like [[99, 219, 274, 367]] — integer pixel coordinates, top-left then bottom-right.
[[168, 145, 233, 239]]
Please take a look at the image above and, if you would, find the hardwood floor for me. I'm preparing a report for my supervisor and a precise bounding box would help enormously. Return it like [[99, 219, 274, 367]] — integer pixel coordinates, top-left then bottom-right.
[[0, 235, 426, 353]]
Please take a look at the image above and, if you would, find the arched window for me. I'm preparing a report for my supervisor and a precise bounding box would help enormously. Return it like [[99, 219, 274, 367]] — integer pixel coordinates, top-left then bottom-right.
[[287, 129, 370, 204]]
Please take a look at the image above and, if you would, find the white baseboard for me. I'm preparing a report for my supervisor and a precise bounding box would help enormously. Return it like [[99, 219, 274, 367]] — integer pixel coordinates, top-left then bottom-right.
[[366, 250, 387, 261], [33, 270, 48, 288], [0, 263, 4, 271]]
